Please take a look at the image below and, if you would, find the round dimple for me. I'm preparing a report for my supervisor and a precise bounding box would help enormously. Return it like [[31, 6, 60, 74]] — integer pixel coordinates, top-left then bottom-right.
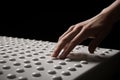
[[68, 67, 76, 71], [0, 53, 6, 55], [33, 53, 39, 55], [19, 56, 25, 59], [1, 49, 6, 51], [0, 46, 4, 49], [18, 76, 28, 80], [19, 52, 25, 54], [47, 60, 53, 63], [109, 49, 112, 52], [3, 65, 11, 70], [49, 50, 53, 53], [32, 72, 41, 77], [26, 51, 30, 53], [24, 64, 32, 68], [105, 51, 109, 54], [32, 58, 39, 61], [39, 51, 44, 54], [3, 55, 9, 58], [42, 48, 46, 50], [9, 58, 16, 61], [46, 53, 51, 56], [31, 49, 36, 51], [61, 71, 71, 76], [65, 58, 71, 62], [13, 62, 21, 66], [106, 49, 113, 53], [101, 53, 106, 56], [0, 60, 6, 63], [54, 65, 62, 69], [81, 45, 85, 47], [15, 46, 19, 48], [36, 46, 39, 48], [26, 54, 32, 57], [34, 62, 41, 65], [14, 50, 19, 52], [96, 47, 100, 50], [0, 71, 3, 75], [74, 63, 82, 68], [37, 66, 44, 71], [7, 74, 16, 79], [52, 75, 62, 80], [20, 48, 25, 50], [11, 54, 17, 56], [8, 48, 13, 50], [48, 70, 56, 75], [16, 68, 25, 73], [12, 43, 15, 45], [75, 46, 81, 50], [24, 60, 31, 63], [80, 60, 88, 64], [7, 51, 12, 53], [40, 56, 45, 59], [59, 61, 66, 65]]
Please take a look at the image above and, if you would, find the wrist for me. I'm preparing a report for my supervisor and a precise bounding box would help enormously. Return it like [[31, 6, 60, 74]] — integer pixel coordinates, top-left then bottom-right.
[[100, 0, 120, 23], [99, 9, 116, 25]]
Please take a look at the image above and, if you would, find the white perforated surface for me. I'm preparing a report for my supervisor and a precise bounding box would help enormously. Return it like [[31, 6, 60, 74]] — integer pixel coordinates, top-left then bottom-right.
[[0, 36, 119, 80]]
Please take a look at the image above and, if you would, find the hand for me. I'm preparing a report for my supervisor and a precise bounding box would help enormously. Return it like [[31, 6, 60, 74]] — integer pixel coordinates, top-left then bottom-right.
[[51, 12, 114, 59], [51, 0, 120, 59]]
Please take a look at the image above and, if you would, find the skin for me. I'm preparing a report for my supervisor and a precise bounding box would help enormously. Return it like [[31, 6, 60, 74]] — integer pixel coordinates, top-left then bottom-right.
[[52, 0, 120, 59]]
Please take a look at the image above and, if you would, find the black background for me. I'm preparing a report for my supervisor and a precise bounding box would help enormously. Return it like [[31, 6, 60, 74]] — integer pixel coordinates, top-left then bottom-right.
[[0, 0, 120, 50], [0, 0, 120, 80]]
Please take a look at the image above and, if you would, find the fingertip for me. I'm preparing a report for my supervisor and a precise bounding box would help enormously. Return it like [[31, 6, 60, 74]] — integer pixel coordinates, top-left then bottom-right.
[[59, 54, 67, 59], [51, 54, 55, 57], [51, 52, 57, 57], [59, 51, 70, 59], [88, 46, 95, 54], [58, 54, 64, 59], [88, 39, 98, 54], [89, 49, 94, 54]]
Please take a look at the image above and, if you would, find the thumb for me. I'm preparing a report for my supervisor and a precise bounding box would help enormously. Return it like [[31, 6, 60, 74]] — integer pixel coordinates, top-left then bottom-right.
[[88, 32, 106, 53]]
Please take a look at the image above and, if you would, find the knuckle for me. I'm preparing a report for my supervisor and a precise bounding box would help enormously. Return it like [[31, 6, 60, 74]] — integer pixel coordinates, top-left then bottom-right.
[[60, 38, 68, 43], [69, 25, 75, 30], [70, 25, 75, 28], [59, 36, 62, 40], [83, 26, 91, 32], [71, 40, 77, 45], [74, 25, 82, 30]]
